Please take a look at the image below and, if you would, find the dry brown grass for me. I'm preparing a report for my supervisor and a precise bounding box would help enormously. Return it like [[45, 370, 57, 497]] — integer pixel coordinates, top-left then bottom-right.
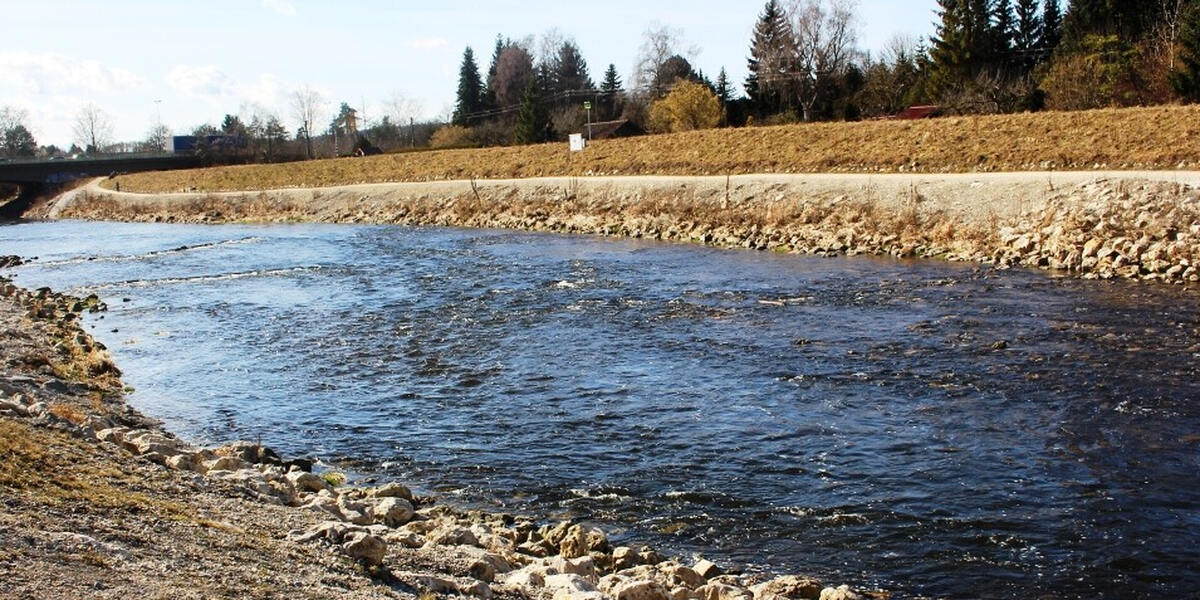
[[0, 419, 178, 513], [108, 105, 1200, 195]]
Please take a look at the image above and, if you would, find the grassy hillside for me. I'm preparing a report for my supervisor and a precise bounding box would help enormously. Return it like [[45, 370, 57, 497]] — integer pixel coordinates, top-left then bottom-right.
[[110, 105, 1200, 194]]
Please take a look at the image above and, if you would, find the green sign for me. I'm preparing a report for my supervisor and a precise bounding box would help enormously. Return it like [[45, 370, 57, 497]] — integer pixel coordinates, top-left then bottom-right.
[[583, 101, 592, 110]]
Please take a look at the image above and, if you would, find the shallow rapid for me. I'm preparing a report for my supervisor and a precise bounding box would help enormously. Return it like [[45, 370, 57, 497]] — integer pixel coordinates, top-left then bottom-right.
[[3, 220, 1198, 599]]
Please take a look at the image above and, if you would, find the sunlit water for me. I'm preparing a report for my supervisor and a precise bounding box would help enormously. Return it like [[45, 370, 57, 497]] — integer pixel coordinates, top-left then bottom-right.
[[3, 220, 1199, 599]]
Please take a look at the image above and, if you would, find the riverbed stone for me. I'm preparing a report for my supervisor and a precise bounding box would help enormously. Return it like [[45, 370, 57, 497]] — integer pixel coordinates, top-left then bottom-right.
[[693, 559, 723, 580], [614, 579, 671, 600], [371, 482, 414, 501], [749, 576, 823, 600], [341, 531, 386, 565], [666, 564, 706, 589], [372, 496, 415, 527], [817, 585, 860, 600], [697, 583, 752, 600], [427, 524, 482, 547]]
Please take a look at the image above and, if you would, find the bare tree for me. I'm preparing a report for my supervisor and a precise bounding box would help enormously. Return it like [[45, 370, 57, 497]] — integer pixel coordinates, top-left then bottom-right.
[[291, 85, 327, 159], [385, 91, 423, 125], [72, 103, 114, 154], [789, 0, 859, 121], [1156, 0, 1187, 70], [490, 45, 536, 108], [0, 106, 29, 134], [632, 25, 698, 94], [144, 123, 172, 153]]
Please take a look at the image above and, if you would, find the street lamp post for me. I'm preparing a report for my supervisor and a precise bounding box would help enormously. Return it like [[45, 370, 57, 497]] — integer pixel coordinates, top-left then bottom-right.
[[584, 100, 592, 141]]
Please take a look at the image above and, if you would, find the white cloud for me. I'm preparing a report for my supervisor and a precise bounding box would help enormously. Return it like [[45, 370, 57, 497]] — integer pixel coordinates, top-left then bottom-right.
[[261, 0, 297, 16], [165, 66, 289, 107], [0, 51, 146, 97], [407, 37, 449, 50], [165, 65, 232, 98]]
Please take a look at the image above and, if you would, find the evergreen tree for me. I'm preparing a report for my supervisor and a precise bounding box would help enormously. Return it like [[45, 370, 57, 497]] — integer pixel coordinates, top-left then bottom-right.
[[745, 0, 795, 116], [1, 124, 37, 158], [715, 67, 732, 104], [553, 41, 595, 96], [453, 47, 484, 126], [1041, 0, 1062, 50], [600, 64, 623, 120], [513, 79, 548, 144], [993, 0, 1014, 55], [1172, 3, 1200, 102], [484, 35, 510, 110], [1062, 0, 1157, 43], [929, 0, 975, 94], [1013, 0, 1042, 54]]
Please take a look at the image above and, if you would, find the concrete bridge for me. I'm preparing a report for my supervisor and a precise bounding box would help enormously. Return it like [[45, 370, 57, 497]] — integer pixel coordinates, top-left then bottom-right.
[[0, 154, 201, 218]]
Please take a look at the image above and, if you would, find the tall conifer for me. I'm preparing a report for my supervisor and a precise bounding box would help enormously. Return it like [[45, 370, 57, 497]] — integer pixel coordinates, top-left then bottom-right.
[[600, 64, 623, 120], [1041, 0, 1062, 50], [745, 0, 794, 115], [1172, 4, 1200, 101], [453, 47, 484, 126]]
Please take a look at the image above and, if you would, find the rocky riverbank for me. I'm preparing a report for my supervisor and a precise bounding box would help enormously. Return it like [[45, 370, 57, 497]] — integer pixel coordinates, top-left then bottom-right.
[[0, 275, 878, 599], [45, 174, 1200, 285]]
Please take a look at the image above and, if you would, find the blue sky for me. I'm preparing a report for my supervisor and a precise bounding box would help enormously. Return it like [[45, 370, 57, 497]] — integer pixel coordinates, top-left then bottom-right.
[[1, 1, 940, 148]]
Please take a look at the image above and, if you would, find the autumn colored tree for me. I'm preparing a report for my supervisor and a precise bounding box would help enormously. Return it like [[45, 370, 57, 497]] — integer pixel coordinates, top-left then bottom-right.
[[647, 79, 723, 133]]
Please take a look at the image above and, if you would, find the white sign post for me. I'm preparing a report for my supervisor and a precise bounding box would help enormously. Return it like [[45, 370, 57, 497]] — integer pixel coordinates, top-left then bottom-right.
[[569, 133, 586, 152]]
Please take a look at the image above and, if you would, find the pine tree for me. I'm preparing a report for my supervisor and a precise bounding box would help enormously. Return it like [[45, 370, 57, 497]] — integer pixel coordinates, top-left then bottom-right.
[[1013, 0, 1041, 54], [1041, 0, 1062, 51], [993, 0, 1014, 56], [1172, 3, 1200, 102], [484, 36, 509, 110], [715, 67, 732, 104], [929, 0, 974, 94], [600, 64, 623, 120], [745, 0, 794, 116], [513, 79, 547, 144], [453, 47, 484, 126], [553, 41, 595, 96]]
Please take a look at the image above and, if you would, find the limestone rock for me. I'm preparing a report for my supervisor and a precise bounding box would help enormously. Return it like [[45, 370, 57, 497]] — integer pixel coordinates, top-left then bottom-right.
[[372, 496, 415, 527], [371, 482, 414, 501], [428, 525, 482, 547], [286, 470, 330, 493], [545, 573, 598, 594], [614, 579, 671, 600], [204, 456, 243, 472], [341, 531, 386, 565], [504, 566, 545, 589], [818, 585, 860, 600], [666, 565, 706, 589], [697, 583, 752, 600], [750, 576, 823, 600], [612, 546, 639, 570], [693, 559, 723, 580]]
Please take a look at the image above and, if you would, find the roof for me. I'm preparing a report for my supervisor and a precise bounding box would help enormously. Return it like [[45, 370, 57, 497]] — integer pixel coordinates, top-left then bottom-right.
[[584, 119, 643, 140], [894, 105, 940, 120]]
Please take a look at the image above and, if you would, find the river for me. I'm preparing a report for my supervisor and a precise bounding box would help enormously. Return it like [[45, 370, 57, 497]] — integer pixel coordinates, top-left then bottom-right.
[[3, 220, 1199, 599]]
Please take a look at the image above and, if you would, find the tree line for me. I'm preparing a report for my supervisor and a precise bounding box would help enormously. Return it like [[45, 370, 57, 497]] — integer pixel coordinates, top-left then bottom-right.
[[442, 0, 1200, 148], [6, 1, 1200, 162]]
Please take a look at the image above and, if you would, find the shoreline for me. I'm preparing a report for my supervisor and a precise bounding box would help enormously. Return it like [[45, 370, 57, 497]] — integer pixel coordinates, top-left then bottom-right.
[[39, 172, 1200, 285], [0, 274, 875, 599]]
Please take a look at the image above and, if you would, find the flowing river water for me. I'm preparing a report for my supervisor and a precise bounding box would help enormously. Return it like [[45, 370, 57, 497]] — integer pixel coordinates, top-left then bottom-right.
[[3, 220, 1199, 599]]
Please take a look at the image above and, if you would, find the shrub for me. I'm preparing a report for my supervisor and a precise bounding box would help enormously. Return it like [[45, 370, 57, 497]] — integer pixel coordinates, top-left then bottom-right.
[[648, 80, 723, 133], [1040, 35, 1139, 111], [429, 125, 476, 149]]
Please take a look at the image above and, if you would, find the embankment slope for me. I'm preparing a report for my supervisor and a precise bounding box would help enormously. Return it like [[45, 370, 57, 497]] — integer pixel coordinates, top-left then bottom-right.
[[102, 105, 1200, 194]]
